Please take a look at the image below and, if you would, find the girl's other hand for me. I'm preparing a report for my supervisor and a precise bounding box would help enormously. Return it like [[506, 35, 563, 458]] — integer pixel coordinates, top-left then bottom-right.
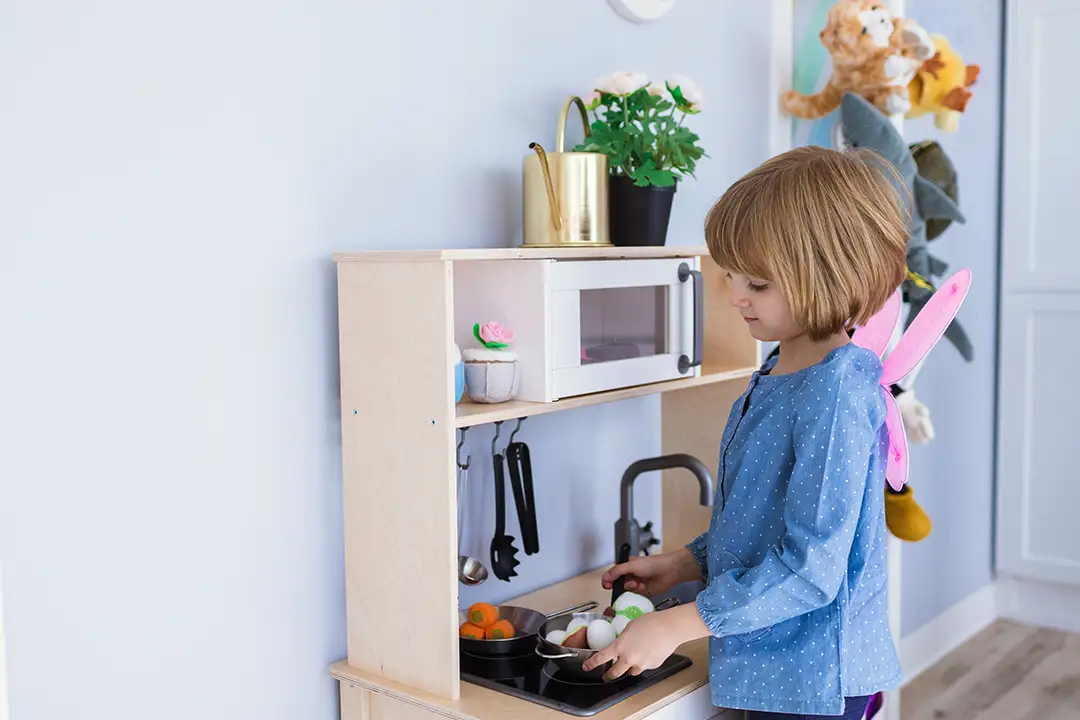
[[600, 548, 700, 598]]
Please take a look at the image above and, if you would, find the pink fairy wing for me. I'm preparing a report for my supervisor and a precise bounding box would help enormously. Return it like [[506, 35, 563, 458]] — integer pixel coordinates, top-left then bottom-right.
[[852, 291, 902, 359], [883, 390, 909, 491], [881, 269, 973, 386]]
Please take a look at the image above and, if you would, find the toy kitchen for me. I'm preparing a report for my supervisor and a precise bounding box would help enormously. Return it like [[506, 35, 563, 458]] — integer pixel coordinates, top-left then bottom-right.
[[328, 242, 760, 719]]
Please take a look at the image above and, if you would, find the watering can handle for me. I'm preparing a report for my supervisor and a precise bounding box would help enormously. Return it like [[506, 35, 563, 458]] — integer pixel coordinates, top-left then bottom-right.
[[556, 96, 591, 153]]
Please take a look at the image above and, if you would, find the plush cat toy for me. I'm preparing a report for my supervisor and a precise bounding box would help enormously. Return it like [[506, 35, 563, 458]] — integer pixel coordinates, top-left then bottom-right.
[[782, 0, 936, 119]]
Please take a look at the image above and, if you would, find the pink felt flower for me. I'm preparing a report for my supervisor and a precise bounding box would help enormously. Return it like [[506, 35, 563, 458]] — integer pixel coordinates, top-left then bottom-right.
[[480, 322, 514, 345], [474, 321, 515, 349]]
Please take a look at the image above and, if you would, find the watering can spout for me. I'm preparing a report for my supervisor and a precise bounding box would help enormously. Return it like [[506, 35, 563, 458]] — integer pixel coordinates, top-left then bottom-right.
[[529, 142, 563, 232]]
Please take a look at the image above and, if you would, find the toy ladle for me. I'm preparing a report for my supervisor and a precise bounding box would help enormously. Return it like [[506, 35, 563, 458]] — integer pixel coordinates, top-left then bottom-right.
[[457, 428, 489, 586]]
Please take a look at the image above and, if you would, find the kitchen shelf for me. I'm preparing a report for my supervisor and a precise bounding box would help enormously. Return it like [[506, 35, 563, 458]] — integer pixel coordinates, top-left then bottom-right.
[[331, 567, 712, 720], [455, 363, 756, 428], [333, 245, 712, 263]]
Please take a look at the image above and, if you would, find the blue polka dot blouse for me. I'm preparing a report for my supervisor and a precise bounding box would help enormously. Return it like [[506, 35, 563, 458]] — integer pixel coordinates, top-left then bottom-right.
[[686, 342, 903, 715]]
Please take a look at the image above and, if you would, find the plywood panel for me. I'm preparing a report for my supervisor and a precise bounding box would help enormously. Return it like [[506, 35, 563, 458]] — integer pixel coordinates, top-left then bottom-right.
[[700, 259, 760, 373], [340, 682, 370, 720], [333, 246, 710, 263], [337, 260, 459, 699], [455, 366, 754, 428], [660, 379, 750, 553]]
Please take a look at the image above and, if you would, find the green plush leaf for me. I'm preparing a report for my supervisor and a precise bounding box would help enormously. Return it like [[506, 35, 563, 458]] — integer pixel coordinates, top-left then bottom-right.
[[473, 323, 483, 346]]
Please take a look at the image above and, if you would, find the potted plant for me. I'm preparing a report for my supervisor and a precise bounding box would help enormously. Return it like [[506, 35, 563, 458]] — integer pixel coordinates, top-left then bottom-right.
[[574, 72, 706, 247]]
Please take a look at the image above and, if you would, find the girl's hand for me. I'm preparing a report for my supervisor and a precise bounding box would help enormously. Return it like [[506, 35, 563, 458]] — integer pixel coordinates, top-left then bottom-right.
[[582, 604, 712, 681], [600, 548, 701, 598], [583, 611, 679, 681]]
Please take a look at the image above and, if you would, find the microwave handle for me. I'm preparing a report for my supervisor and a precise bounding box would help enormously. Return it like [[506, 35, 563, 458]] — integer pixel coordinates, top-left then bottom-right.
[[677, 262, 703, 374]]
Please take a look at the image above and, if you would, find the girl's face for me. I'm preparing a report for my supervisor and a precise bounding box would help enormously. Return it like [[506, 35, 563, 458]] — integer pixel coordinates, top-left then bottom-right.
[[725, 271, 803, 342]]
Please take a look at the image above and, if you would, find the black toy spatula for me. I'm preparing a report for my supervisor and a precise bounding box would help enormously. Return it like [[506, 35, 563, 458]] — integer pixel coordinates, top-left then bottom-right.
[[489, 451, 520, 582]]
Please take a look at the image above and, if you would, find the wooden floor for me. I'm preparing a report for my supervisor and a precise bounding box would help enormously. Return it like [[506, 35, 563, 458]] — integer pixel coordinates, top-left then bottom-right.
[[902, 621, 1080, 719]]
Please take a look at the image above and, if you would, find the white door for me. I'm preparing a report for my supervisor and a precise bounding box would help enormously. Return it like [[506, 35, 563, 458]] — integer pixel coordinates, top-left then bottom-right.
[[996, 0, 1080, 586]]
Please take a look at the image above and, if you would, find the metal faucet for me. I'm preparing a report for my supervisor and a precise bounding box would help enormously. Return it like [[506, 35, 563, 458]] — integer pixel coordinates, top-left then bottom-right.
[[613, 454, 714, 562]]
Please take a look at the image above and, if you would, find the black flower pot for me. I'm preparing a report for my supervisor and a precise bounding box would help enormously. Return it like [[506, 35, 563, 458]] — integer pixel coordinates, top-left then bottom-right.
[[609, 175, 677, 247]]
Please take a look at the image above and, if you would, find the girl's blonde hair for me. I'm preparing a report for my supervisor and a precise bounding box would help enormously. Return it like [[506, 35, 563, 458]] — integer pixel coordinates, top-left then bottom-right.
[[704, 145, 909, 341]]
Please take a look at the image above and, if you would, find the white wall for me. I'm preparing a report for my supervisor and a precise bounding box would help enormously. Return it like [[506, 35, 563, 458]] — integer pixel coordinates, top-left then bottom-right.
[[0, 2, 778, 719]]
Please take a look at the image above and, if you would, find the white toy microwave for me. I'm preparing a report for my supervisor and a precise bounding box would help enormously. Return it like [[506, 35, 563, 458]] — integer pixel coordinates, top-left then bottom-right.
[[454, 257, 703, 403]]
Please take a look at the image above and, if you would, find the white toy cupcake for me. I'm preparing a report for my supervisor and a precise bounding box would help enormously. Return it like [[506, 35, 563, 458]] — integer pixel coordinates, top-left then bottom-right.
[[463, 321, 520, 404]]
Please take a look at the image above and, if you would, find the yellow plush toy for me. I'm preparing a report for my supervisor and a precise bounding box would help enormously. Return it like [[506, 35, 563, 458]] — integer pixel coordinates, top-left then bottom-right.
[[906, 35, 980, 131]]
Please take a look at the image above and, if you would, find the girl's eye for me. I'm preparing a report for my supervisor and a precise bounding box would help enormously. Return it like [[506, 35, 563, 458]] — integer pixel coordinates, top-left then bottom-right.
[[749, 282, 769, 292]]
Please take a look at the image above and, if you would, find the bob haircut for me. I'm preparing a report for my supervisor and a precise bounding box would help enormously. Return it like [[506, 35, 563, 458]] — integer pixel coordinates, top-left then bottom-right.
[[705, 145, 909, 341]]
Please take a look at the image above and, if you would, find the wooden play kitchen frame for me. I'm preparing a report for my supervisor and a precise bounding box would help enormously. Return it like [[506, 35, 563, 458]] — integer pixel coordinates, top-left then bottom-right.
[[330, 245, 761, 719]]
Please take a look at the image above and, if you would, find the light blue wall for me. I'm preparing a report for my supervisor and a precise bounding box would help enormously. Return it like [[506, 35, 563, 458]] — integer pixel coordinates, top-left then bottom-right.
[[0, 2, 780, 719], [899, 0, 1003, 634], [0, 2, 1004, 718]]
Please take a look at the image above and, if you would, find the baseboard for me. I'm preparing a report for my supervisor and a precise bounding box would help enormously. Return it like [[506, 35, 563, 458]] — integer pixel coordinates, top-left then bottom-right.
[[997, 576, 1080, 634], [899, 582, 999, 685], [1, 565, 8, 720]]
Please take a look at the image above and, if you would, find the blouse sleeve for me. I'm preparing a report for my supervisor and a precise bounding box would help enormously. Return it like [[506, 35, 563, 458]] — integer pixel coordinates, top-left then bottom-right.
[[694, 380, 880, 638], [685, 532, 710, 578]]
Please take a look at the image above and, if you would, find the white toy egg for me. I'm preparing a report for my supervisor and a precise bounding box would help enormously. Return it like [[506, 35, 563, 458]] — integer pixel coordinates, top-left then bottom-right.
[[545, 629, 568, 645], [565, 617, 590, 635], [613, 591, 655, 618], [611, 614, 632, 636], [587, 618, 617, 650]]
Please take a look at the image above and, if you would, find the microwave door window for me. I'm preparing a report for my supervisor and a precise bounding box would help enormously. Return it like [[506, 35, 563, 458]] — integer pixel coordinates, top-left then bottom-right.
[[579, 285, 669, 365]]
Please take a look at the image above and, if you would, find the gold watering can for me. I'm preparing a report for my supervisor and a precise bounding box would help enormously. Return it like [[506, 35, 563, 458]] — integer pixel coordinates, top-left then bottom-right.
[[522, 96, 611, 248]]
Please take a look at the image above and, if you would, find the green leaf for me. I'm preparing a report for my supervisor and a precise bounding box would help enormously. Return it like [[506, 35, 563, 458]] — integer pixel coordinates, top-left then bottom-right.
[[473, 323, 483, 346], [667, 82, 686, 107], [630, 159, 676, 187]]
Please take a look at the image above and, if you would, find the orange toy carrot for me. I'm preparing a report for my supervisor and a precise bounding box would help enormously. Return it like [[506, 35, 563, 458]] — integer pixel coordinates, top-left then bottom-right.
[[459, 622, 486, 640], [467, 602, 499, 628], [485, 619, 515, 640]]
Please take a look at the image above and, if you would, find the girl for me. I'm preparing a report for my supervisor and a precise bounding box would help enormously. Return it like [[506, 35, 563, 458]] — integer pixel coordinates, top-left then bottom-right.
[[582, 146, 908, 718]]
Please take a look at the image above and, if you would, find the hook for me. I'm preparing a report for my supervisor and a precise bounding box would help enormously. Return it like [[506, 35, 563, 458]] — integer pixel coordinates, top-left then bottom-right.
[[456, 428, 471, 470], [492, 421, 503, 457], [509, 417, 525, 445]]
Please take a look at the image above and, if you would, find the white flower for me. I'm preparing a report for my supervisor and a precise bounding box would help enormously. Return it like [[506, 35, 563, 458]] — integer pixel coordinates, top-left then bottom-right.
[[666, 74, 704, 109], [596, 71, 649, 96], [646, 82, 670, 100]]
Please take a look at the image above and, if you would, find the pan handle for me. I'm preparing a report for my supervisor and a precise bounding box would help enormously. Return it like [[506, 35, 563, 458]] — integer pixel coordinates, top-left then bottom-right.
[[535, 647, 578, 660], [654, 597, 681, 611], [543, 601, 599, 619]]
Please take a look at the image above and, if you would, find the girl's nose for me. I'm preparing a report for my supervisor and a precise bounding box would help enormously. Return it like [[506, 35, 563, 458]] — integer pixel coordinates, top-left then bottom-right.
[[729, 290, 751, 309]]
